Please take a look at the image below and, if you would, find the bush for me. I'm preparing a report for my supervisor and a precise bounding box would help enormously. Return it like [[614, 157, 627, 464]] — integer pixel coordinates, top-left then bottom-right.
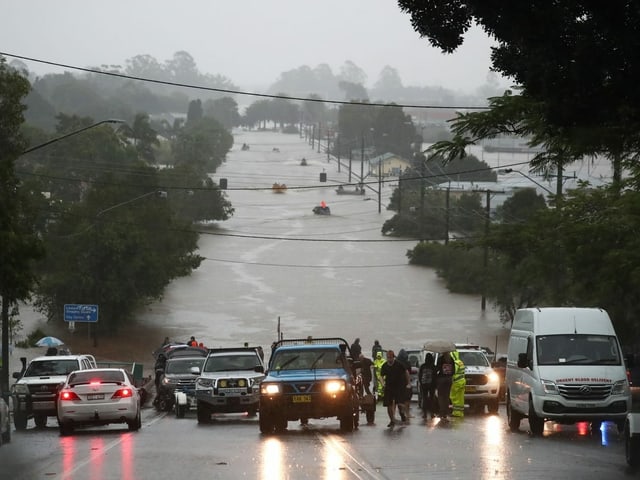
[[16, 328, 49, 348]]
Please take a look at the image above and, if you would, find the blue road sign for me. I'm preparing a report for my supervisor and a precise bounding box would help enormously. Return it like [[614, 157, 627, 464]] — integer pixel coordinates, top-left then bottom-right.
[[64, 304, 99, 323]]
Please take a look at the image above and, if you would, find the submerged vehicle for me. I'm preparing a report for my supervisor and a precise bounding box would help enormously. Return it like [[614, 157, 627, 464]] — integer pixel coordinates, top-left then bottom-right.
[[336, 184, 365, 195], [272, 183, 287, 193], [313, 201, 331, 215]]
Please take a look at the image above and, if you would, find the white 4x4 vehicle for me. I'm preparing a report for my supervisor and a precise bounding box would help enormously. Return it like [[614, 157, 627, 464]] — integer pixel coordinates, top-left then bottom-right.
[[11, 354, 97, 429], [194, 347, 265, 423], [456, 345, 500, 414]]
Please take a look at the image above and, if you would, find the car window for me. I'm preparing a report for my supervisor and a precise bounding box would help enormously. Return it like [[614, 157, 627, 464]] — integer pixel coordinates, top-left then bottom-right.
[[68, 370, 126, 386], [204, 354, 259, 372], [24, 359, 82, 376], [459, 351, 490, 367], [166, 358, 205, 374]]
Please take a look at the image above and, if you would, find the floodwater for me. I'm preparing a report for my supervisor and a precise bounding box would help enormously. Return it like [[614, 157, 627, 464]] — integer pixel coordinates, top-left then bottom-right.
[[139, 130, 522, 355]]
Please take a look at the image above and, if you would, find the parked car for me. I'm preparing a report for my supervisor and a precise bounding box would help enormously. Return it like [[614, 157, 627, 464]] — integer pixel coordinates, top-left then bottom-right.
[[57, 368, 142, 436], [154, 348, 207, 417], [12, 354, 97, 430], [0, 387, 10, 446]]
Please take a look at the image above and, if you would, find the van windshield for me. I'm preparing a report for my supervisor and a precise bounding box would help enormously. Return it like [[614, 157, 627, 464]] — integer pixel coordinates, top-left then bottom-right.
[[536, 334, 621, 366]]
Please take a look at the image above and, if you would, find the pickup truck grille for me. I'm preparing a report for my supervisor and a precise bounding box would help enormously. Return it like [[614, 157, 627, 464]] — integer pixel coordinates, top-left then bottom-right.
[[27, 384, 59, 395], [558, 384, 612, 400]]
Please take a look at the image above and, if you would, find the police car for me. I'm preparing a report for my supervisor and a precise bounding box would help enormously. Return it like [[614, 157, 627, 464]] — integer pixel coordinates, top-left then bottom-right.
[[455, 344, 500, 414]]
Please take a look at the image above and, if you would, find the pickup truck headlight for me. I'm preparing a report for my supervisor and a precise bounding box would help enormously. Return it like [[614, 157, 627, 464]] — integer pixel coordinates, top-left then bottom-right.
[[541, 379, 559, 394], [261, 383, 281, 395], [611, 379, 629, 395], [162, 377, 178, 385], [196, 378, 213, 388], [12, 383, 29, 395], [324, 380, 345, 393], [487, 371, 500, 384]]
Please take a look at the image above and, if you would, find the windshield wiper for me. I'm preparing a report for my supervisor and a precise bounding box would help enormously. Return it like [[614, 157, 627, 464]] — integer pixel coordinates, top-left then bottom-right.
[[310, 353, 325, 369], [278, 355, 299, 370]]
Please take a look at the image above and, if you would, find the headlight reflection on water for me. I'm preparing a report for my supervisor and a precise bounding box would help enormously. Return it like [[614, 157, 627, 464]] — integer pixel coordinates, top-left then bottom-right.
[[260, 437, 284, 480], [480, 415, 509, 480]]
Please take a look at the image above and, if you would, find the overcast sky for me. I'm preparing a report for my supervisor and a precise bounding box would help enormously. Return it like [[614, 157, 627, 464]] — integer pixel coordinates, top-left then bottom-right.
[[2, 0, 509, 93]]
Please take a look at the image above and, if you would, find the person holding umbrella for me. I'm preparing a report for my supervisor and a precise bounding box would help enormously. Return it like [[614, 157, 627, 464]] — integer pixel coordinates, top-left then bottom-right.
[[435, 350, 455, 422]]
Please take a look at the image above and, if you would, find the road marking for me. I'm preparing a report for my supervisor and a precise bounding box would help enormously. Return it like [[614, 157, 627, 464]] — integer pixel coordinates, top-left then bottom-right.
[[318, 433, 388, 480]]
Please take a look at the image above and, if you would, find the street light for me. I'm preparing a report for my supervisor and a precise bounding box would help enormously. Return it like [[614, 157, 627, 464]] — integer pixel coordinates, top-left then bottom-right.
[[498, 168, 554, 195], [2, 119, 125, 395], [21, 119, 125, 154]]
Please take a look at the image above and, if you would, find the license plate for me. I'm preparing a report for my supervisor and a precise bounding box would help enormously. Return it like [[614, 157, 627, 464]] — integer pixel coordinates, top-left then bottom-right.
[[292, 395, 311, 403], [577, 403, 596, 408], [33, 401, 55, 410], [465, 386, 476, 393], [87, 394, 105, 401]]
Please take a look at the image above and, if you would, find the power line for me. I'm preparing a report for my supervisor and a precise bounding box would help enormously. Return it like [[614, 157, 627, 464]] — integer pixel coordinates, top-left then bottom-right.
[[1, 51, 490, 111]]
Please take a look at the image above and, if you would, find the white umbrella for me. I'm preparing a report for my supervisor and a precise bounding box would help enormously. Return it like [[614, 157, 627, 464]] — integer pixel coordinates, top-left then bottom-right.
[[35, 336, 65, 348], [423, 339, 456, 354]]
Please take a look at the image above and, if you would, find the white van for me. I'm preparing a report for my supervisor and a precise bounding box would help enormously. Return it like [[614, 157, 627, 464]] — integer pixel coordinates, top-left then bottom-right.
[[505, 307, 631, 436]]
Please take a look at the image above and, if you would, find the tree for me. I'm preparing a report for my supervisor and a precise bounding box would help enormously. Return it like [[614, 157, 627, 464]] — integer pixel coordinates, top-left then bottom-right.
[[0, 58, 45, 391], [118, 113, 160, 162], [172, 117, 233, 172], [203, 97, 241, 130], [398, 1, 640, 177]]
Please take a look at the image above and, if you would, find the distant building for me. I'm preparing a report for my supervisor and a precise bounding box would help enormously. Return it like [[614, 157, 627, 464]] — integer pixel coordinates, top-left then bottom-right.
[[368, 153, 412, 177]]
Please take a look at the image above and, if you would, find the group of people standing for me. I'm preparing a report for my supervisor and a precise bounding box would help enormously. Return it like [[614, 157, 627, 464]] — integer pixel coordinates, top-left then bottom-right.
[[418, 350, 465, 422], [350, 338, 466, 427]]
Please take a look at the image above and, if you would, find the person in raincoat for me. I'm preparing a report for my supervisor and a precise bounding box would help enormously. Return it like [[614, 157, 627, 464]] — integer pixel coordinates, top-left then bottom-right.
[[450, 350, 466, 417], [373, 350, 386, 398]]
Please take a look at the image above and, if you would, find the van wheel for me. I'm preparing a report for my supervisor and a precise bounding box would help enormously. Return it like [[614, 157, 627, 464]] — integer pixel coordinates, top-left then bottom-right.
[[506, 393, 521, 432], [528, 398, 544, 436]]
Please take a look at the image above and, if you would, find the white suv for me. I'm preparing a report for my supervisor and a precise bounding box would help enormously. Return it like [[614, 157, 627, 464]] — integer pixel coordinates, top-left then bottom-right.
[[455, 345, 500, 414]]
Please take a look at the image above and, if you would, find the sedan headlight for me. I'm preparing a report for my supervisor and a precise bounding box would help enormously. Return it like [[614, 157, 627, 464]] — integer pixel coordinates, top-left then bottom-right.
[[541, 379, 559, 394], [196, 378, 213, 388], [611, 379, 630, 395], [261, 383, 281, 395], [324, 380, 345, 394]]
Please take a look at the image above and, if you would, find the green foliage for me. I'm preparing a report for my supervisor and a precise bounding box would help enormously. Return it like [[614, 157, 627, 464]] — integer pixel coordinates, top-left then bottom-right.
[[23, 328, 48, 348], [407, 241, 484, 294], [172, 116, 233, 172]]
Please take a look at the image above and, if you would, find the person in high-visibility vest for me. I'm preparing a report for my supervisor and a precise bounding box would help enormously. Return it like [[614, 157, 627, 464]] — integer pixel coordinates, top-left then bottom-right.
[[450, 350, 466, 418], [373, 351, 386, 398]]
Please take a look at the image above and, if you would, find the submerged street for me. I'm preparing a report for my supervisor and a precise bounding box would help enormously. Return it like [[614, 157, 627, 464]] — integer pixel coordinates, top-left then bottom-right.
[[1, 130, 629, 479]]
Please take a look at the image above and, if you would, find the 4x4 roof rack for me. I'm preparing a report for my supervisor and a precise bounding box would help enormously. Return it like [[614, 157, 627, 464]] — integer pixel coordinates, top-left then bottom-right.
[[273, 337, 349, 349]]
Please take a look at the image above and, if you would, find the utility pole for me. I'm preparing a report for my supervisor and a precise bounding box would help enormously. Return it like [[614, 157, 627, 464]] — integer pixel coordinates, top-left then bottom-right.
[[378, 161, 382, 213], [360, 134, 365, 182], [445, 186, 450, 245]]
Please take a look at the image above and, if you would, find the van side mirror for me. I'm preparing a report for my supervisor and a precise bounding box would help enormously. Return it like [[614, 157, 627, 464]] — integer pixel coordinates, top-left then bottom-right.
[[254, 365, 265, 373], [625, 354, 634, 369], [12, 372, 21, 379], [517, 353, 529, 369]]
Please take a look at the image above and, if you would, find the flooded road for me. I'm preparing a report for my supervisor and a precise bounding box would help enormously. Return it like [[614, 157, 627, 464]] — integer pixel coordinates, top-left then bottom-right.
[[139, 130, 509, 354]]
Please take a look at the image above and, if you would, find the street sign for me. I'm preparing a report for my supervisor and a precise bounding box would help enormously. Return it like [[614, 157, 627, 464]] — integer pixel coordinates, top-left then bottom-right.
[[64, 304, 99, 323]]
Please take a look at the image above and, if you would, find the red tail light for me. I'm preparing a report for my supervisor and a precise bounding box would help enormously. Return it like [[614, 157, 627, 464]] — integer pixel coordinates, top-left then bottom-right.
[[60, 390, 81, 401], [111, 388, 133, 399]]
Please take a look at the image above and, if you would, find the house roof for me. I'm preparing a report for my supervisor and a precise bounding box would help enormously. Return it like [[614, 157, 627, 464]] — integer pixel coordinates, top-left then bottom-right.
[[369, 152, 410, 166]]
